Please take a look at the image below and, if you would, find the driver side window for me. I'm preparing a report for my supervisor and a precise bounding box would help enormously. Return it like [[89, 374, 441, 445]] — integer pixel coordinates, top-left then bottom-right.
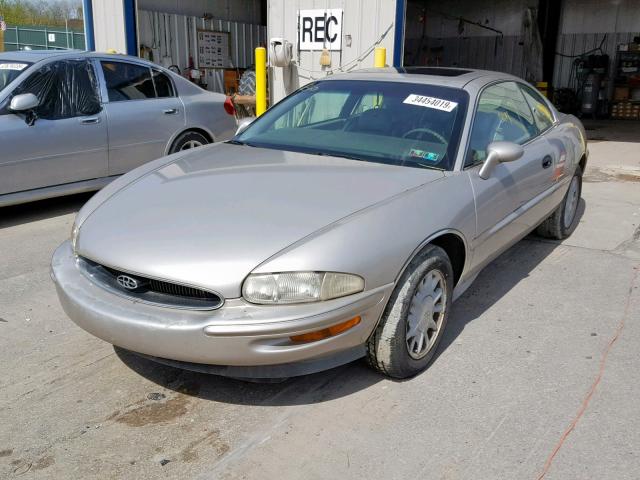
[[9, 60, 101, 120], [466, 81, 538, 166]]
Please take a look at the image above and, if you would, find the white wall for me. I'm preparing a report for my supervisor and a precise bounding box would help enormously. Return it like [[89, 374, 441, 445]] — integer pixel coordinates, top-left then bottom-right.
[[267, 0, 400, 102], [92, 0, 127, 52]]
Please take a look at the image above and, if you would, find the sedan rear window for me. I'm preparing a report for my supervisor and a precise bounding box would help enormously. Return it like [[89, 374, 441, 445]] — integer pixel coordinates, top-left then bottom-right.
[[235, 80, 468, 171]]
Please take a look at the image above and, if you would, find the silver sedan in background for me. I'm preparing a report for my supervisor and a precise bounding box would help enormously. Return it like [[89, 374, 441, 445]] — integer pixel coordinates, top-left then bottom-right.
[[0, 50, 236, 207], [52, 67, 587, 380]]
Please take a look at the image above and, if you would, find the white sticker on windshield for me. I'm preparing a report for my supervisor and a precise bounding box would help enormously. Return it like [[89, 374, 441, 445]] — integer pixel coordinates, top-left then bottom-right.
[[403, 94, 458, 112], [0, 63, 28, 71]]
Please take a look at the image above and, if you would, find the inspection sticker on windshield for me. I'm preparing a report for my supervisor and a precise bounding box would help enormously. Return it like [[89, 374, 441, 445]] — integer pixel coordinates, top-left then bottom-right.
[[0, 63, 28, 71], [403, 94, 458, 112], [409, 149, 439, 162]]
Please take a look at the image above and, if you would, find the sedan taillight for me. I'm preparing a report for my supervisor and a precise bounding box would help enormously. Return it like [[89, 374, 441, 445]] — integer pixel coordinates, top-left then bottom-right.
[[224, 97, 236, 116]]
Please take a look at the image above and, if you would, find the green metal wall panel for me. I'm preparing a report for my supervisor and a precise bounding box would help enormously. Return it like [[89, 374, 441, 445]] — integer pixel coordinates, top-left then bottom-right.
[[3, 25, 86, 51]]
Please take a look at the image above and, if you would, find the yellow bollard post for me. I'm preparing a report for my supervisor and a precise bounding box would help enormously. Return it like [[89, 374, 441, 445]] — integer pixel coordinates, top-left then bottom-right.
[[374, 47, 386, 68], [255, 47, 267, 116]]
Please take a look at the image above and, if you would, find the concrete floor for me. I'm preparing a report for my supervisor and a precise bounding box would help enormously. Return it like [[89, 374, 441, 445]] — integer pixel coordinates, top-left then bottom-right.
[[1, 121, 639, 479]]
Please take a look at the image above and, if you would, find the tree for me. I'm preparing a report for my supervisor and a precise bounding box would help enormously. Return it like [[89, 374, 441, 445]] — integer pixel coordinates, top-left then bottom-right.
[[0, 0, 83, 26]]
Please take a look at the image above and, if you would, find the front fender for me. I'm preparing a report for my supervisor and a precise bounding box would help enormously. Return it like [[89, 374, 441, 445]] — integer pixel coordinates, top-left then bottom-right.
[[252, 173, 476, 292]]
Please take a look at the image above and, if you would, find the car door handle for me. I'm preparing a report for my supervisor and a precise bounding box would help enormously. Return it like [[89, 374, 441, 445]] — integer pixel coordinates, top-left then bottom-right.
[[79, 117, 101, 125], [163, 108, 178, 115], [542, 156, 553, 169]]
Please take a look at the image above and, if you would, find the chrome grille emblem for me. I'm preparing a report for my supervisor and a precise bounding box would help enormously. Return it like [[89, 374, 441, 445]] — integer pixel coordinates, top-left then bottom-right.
[[117, 274, 139, 291]]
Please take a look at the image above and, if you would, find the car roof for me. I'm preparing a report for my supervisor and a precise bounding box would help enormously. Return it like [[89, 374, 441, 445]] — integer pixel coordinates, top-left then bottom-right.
[[0, 49, 156, 66], [0, 49, 72, 62], [323, 67, 522, 90]]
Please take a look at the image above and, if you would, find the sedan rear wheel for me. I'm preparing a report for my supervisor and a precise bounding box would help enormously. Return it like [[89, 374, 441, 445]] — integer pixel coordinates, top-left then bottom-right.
[[536, 166, 583, 240], [367, 245, 453, 379], [169, 131, 210, 154]]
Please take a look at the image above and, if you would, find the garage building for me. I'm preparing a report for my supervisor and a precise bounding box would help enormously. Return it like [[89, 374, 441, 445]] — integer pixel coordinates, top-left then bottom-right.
[[85, 0, 640, 119]]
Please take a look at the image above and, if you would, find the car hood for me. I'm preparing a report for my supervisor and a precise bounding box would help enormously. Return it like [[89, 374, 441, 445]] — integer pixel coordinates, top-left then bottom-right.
[[77, 143, 443, 298]]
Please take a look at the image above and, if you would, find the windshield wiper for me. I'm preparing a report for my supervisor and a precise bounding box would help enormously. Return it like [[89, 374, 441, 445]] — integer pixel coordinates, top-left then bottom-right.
[[226, 139, 259, 147], [405, 161, 444, 171], [308, 151, 366, 162]]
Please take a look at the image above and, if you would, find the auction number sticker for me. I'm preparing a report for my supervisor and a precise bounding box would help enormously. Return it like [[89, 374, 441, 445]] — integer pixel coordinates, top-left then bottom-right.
[[403, 94, 458, 112], [0, 63, 28, 71]]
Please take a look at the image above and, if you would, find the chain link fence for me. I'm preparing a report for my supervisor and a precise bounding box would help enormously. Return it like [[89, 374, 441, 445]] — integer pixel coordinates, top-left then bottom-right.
[[1, 24, 85, 52]]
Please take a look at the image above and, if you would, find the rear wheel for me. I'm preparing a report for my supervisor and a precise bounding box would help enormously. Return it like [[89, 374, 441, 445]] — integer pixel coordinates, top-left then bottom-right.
[[367, 245, 453, 379], [169, 131, 210, 154], [536, 166, 583, 240]]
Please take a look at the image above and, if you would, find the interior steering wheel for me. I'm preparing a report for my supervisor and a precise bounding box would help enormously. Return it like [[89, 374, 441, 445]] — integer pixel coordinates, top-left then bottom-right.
[[402, 128, 448, 145]]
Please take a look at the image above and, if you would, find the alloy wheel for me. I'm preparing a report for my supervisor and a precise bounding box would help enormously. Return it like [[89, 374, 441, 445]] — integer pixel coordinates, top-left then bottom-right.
[[180, 140, 203, 151]]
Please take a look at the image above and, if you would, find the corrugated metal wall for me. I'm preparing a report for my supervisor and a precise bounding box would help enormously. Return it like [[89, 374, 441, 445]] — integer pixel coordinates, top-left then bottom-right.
[[552, 0, 640, 89], [406, 35, 527, 77], [137, 0, 263, 24], [137, 9, 267, 93], [267, 0, 399, 102]]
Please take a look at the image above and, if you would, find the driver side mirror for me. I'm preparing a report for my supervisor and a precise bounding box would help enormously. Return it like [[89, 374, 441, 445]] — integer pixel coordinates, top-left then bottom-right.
[[10, 93, 40, 126], [235, 117, 255, 136], [10, 93, 40, 112], [478, 141, 524, 180]]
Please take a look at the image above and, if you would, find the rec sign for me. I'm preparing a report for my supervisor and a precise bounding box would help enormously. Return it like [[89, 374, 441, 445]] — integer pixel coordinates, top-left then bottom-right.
[[298, 9, 343, 51]]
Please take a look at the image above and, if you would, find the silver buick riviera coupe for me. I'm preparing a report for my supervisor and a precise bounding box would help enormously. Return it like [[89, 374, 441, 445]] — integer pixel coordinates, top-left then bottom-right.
[[52, 67, 587, 379]]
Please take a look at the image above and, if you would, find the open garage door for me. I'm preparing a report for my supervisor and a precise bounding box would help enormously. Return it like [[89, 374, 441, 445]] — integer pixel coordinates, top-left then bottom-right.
[[402, 0, 640, 119], [402, 0, 555, 83], [134, 0, 267, 94]]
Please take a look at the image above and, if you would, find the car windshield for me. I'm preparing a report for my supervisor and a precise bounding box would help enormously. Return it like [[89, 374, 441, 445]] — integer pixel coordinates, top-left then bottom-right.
[[235, 80, 469, 171], [0, 61, 32, 94]]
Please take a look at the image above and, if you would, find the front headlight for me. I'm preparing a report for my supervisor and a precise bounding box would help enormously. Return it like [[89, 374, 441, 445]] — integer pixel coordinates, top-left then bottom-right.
[[242, 272, 365, 305]]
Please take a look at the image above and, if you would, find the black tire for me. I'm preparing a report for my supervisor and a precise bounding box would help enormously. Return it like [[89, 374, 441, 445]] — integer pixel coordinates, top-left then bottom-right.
[[536, 166, 583, 240], [367, 245, 454, 379], [169, 131, 210, 154]]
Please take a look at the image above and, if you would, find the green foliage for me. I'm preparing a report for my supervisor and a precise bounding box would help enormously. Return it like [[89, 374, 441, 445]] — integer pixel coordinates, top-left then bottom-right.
[[0, 0, 83, 27]]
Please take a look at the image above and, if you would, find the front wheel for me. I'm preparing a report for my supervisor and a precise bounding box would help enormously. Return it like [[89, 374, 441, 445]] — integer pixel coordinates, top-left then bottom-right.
[[366, 245, 453, 379], [536, 166, 583, 240], [169, 131, 210, 154]]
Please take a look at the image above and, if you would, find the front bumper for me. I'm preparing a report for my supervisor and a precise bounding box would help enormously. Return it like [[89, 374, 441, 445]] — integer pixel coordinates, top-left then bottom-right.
[[51, 241, 393, 377]]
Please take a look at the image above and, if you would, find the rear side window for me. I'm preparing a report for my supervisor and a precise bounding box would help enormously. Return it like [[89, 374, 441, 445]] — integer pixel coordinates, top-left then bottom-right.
[[519, 84, 554, 132], [152, 69, 175, 98], [101, 61, 155, 101]]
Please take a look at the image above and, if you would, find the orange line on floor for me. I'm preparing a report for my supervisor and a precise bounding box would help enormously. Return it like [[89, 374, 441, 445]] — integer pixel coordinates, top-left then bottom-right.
[[536, 265, 639, 480]]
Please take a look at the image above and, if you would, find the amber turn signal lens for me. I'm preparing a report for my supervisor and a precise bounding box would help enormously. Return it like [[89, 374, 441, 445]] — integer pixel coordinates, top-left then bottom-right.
[[290, 316, 361, 344]]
